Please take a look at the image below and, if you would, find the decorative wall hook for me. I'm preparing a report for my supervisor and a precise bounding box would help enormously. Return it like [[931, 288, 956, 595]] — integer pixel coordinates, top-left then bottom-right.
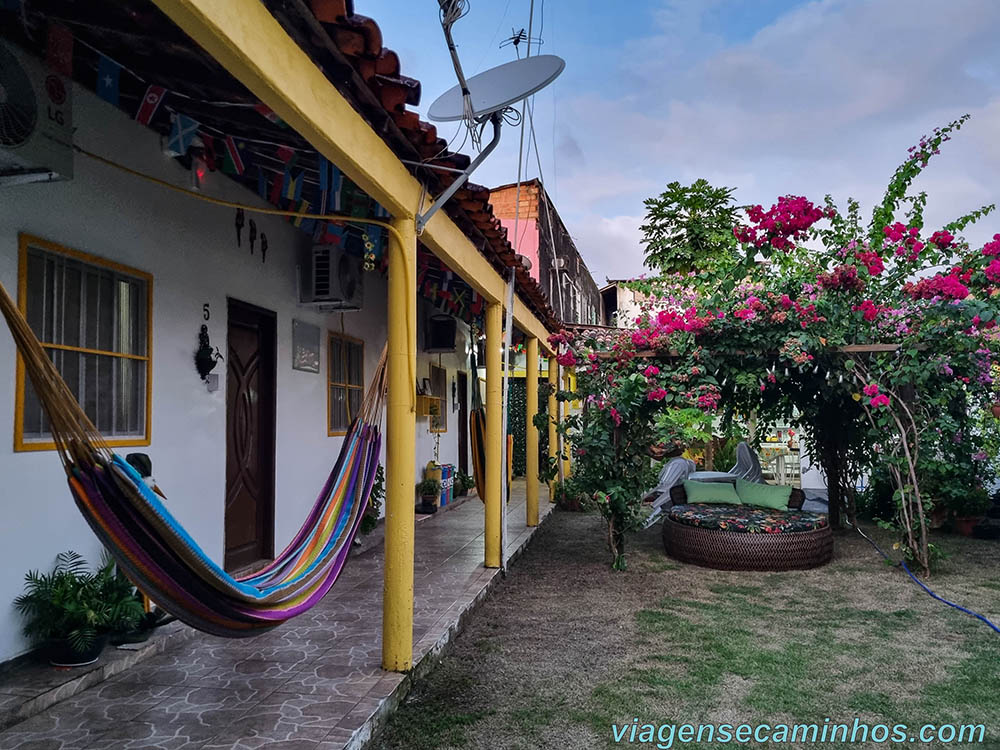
[[260, 232, 268, 264], [194, 324, 224, 380], [249, 219, 257, 255], [235, 208, 245, 247]]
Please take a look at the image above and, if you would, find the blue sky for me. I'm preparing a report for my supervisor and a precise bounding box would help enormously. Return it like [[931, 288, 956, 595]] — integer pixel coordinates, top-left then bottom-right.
[[361, 0, 1000, 285]]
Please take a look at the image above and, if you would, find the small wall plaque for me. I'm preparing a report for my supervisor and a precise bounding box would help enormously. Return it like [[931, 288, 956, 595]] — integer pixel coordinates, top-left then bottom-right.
[[292, 319, 321, 373]]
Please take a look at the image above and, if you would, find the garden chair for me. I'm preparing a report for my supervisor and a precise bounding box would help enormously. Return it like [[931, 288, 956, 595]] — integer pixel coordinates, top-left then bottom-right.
[[688, 441, 764, 484], [643, 457, 695, 529]]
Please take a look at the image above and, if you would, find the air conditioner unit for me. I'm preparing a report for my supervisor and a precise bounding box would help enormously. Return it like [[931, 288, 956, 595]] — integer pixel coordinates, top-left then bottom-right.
[[0, 41, 73, 186], [298, 244, 364, 311]]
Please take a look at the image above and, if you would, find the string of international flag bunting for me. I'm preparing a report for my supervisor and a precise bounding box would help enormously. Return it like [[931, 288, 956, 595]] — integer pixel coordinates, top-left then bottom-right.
[[36, 18, 488, 323]]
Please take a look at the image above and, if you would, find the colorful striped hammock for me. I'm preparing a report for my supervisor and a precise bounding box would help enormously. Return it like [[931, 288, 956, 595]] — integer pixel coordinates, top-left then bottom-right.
[[0, 279, 386, 637]]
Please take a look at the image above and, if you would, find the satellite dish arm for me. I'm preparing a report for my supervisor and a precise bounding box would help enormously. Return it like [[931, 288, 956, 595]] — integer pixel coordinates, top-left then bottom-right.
[[415, 111, 503, 234]]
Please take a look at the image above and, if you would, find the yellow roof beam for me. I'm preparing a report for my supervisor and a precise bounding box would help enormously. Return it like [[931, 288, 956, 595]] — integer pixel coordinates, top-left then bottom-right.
[[153, 0, 554, 351]]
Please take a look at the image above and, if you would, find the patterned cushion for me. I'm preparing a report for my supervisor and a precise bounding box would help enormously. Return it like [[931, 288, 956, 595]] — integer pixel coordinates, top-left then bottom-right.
[[667, 503, 829, 534]]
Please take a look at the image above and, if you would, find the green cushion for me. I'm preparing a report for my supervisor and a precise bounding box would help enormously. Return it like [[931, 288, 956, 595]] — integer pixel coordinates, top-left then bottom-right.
[[683, 480, 741, 505], [736, 478, 792, 510]]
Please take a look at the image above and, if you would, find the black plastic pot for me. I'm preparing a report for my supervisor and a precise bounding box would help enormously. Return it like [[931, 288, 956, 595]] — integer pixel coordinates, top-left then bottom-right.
[[44, 634, 109, 667], [416, 496, 439, 514]]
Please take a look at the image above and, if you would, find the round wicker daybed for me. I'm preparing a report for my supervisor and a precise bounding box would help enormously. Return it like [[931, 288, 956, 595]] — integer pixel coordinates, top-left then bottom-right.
[[661, 485, 833, 571]]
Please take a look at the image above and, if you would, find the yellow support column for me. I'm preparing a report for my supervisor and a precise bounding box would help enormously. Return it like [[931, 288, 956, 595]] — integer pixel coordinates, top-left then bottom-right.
[[562, 368, 574, 478], [382, 217, 416, 672], [548, 356, 559, 500], [484, 302, 503, 568], [525, 338, 540, 527]]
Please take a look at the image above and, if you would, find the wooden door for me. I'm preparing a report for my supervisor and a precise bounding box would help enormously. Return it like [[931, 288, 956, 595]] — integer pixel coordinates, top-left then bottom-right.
[[457, 371, 469, 475], [224, 299, 276, 571]]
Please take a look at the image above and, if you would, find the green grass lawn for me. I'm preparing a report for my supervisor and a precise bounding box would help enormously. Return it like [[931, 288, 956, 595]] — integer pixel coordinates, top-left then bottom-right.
[[374, 512, 1000, 750]]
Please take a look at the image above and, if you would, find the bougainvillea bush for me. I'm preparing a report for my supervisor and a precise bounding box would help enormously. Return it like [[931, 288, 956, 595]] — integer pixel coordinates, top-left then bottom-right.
[[554, 115, 998, 574]]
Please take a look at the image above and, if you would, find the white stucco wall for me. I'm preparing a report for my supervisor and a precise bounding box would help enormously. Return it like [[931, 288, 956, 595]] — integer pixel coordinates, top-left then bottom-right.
[[0, 83, 471, 662]]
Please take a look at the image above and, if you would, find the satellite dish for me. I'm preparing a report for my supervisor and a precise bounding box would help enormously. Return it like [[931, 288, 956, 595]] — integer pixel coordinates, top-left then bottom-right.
[[428, 55, 565, 122], [416, 53, 565, 233]]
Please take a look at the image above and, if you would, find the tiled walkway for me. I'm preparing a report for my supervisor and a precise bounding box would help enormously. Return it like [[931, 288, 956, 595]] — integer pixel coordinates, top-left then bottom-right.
[[0, 481, 552, 750]]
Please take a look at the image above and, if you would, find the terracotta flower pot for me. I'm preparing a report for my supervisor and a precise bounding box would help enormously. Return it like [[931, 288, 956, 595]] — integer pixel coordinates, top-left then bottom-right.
[[991, 403, 1000, 419], [953, 515, 983, 537]]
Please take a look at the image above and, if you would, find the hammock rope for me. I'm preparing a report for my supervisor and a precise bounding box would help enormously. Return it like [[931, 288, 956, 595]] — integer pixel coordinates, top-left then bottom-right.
[[0, 277, 387, 637]]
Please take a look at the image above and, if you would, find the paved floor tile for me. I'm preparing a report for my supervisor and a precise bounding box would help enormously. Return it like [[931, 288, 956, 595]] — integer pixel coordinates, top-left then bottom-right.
[[0, 482, 551, 750]]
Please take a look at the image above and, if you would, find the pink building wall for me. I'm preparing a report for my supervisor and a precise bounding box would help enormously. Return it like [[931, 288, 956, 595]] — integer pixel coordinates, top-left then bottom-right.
[[498, 217, 540, 282]]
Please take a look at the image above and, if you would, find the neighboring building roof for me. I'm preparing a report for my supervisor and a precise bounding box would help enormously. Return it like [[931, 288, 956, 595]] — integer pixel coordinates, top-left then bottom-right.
[[487, 178, 598, 285], [2, 0, 557, 329]]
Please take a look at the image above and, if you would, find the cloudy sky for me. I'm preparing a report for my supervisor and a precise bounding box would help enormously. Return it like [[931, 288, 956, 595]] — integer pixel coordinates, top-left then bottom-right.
[[362, 0, 1000, 286]]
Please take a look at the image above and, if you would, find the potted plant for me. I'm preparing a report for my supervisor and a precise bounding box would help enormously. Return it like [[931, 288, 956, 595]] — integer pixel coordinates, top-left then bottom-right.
[[15, 551, 145, 667], [950, 487, 992, 536], [552, 479, 587, 512], [360, 465, 385, 535], [416, 478, 441, 515], [455, 470, 473, 498]]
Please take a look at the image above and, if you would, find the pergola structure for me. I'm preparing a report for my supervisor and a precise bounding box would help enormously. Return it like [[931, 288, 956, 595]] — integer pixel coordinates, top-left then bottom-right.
[[151, 0, 567, 672], [6, 0, 568, 672]]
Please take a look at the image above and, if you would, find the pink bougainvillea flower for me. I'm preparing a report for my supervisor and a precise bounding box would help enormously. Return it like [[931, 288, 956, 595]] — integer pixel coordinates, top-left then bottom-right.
[[647, 388, 668, 402], [870, 393, 890, 408], [904, 268, 970, 300], [609, 407, 622, 427], [985, 259, 1000, 284], [863, 383, 880, 397], [981, 234, 1000, 257], [853, 299, 881, 322], [740, 196, 827, 252], [930, 230, 955, 249], [883, 222, 907, 243], [817, 264, 865, 292], [556, 350, 578, 367], [855, 250, 885, 276], [643, 365, 660, 377]]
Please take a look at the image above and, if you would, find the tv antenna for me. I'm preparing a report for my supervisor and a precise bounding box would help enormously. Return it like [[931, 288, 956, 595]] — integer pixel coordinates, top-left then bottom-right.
[[500, 28, 544, 52], [416, 2, 564, 234]]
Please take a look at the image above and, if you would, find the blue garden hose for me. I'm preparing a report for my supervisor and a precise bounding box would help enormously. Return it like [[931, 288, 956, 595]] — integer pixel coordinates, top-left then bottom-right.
[[850, 523, 1000, 635]]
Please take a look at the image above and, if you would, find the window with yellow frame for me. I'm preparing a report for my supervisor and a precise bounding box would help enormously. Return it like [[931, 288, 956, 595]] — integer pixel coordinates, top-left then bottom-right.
[[328, 331, 364, 436], [14, 234, 153, 451]]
